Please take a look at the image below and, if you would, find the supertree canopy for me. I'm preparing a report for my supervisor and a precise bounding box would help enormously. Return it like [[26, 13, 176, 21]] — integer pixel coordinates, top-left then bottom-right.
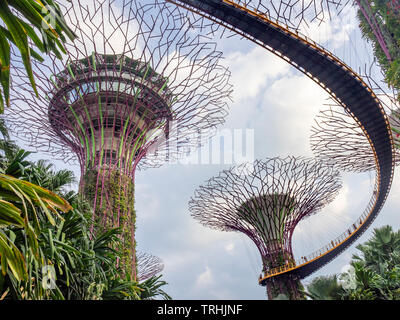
[[196, 0, 349, 30], [310, 75, 400, 173], [136, 252, 164, 282], [6, 0, 232, 280], [189, 157, 342, 300], [311, 104, 400, 172]]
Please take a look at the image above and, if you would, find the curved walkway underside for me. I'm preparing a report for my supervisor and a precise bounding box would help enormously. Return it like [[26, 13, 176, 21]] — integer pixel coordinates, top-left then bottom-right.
[[168, 0, 396, 283]]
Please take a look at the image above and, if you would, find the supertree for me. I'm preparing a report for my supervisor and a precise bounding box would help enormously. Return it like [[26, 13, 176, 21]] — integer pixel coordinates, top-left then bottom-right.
[[136, 252, 164, 282], [310, 74, 400, 172], [6, 0, 232, 280], [189, 157, 342, 300]]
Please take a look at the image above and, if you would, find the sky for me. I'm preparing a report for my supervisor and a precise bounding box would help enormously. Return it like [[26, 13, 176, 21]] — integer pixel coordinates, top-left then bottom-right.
[[9, 1, 400, 300], [129, 3, 400, 300]]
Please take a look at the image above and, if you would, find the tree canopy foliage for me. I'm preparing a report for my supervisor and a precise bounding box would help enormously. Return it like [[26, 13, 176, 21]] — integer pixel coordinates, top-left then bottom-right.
[[356, 0, 400, 94], [0, 122, 170, 300], [0, 0, 77, 112]]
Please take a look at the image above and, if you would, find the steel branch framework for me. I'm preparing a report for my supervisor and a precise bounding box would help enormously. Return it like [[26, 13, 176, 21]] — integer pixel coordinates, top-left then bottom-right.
[[169, 0, 395, 285], [136, 251, 164, 282], [195, 0, 350, 31], [355, 0, 400, 63], [6, 0, 232, 280], [311, 105, 378, 172], [311, 104, 400, 173], [189, 157, 342, 299]]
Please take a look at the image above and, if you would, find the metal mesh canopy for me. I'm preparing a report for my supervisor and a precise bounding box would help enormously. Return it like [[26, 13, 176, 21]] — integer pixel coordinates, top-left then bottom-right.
[[5, 0, 232, 280], [311, 106, 377, 172], [209, 0, 351, 31], [6, 0, 232, 174], [136, 251, 164, 282], [189, 156, 342, 271], [237, 194, 298, 246]]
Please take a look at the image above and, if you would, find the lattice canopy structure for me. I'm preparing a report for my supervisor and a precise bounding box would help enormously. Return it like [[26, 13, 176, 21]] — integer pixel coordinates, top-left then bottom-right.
[[311, 76, 400, 172], [311, 105, 400, 172], [355, 0, 400, 64], [189, 157, 342, 299], [47, 53, 174, 171], [6, 0, 232, 280]]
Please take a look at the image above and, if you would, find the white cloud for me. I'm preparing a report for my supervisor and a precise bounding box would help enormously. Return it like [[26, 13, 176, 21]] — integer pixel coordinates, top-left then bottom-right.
[[162, 251, 198, 274], [225, 242, 235, 254], [253, 73, 330, 157]]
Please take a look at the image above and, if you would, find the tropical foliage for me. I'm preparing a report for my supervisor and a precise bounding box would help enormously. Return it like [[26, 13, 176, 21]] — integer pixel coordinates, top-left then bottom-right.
[[0, 0, 77, 111], [356, 0, 400, 95], [0, 120, 72, 293], [0, 122, 171, 300], [305, 225, 400, 300]]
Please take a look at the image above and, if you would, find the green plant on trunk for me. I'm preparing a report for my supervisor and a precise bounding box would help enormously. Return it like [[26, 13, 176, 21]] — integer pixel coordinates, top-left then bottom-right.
[[0, 123, 170, 300]]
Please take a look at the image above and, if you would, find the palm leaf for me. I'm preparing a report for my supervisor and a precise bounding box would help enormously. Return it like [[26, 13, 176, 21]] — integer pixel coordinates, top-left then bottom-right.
[[0, 1, 38, 101]]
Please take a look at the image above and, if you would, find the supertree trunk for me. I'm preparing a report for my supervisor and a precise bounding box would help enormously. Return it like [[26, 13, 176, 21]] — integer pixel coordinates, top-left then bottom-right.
[[265, 274, 305, 300], [83, 168, 136, 279]]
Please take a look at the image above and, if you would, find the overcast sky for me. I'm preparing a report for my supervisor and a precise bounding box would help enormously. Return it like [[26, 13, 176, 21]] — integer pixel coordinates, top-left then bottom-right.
[[12, 1, 400, 300], [133, 3, 400, 300]]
